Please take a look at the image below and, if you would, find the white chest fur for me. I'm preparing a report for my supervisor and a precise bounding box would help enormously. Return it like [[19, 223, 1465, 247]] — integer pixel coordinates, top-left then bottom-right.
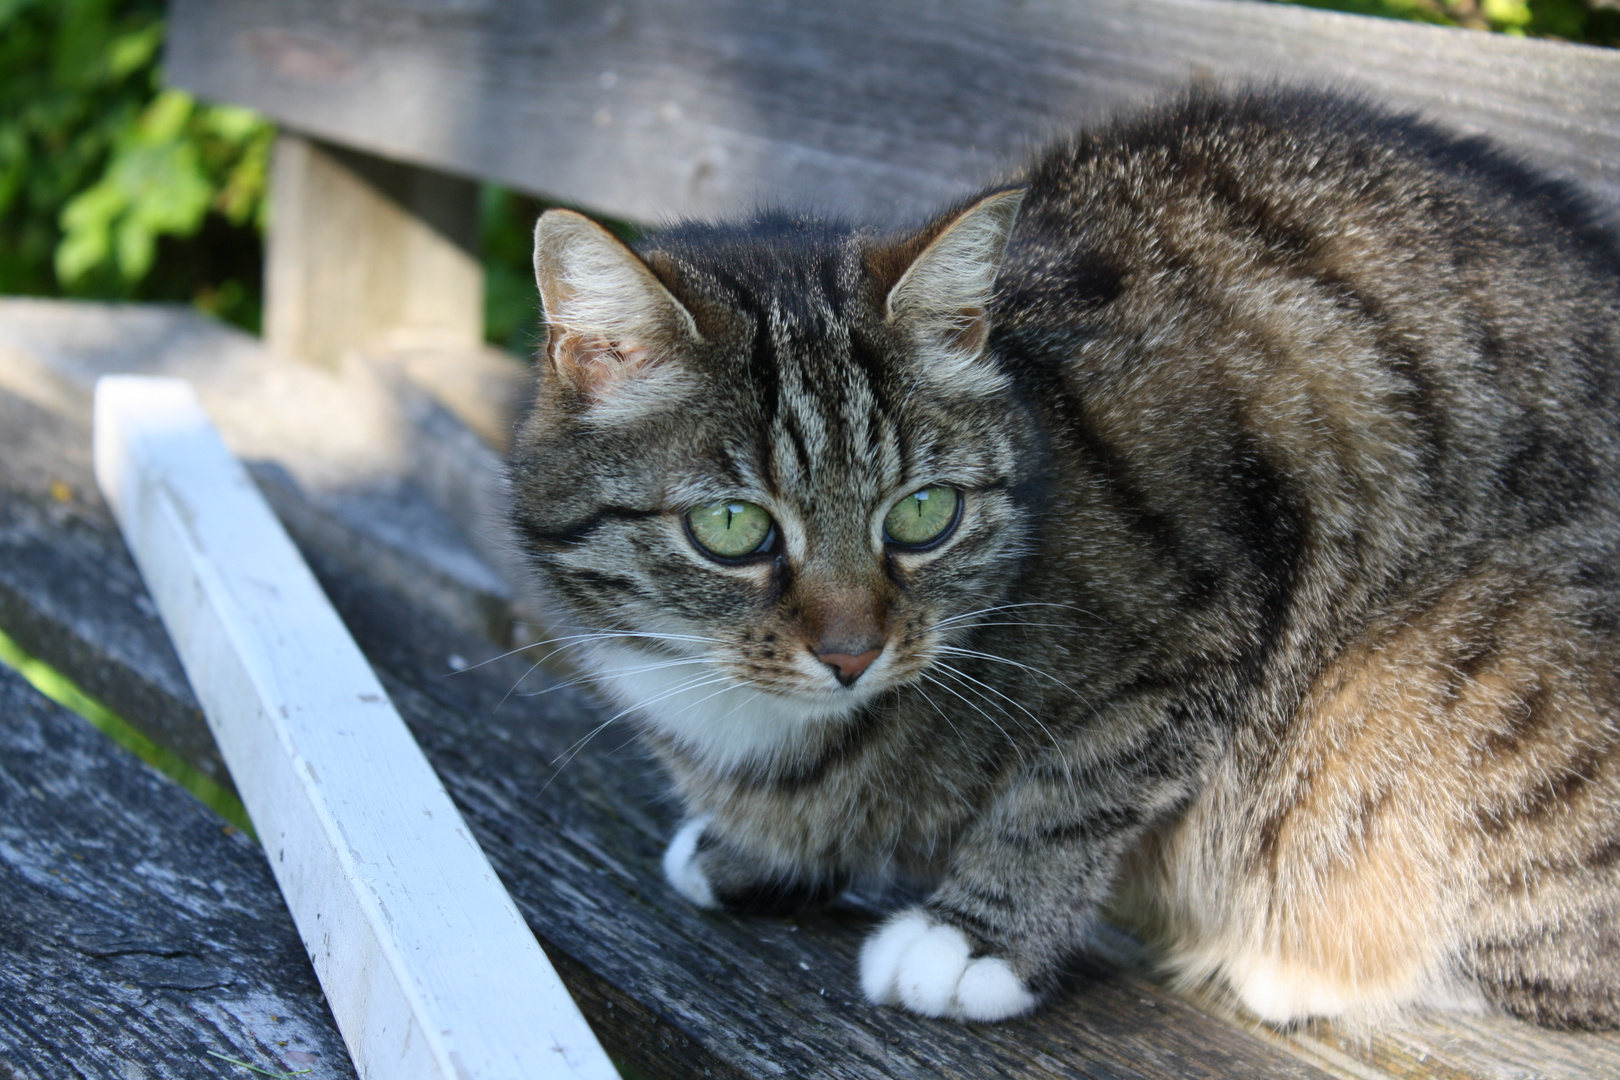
[[585, 642, 864, 772]]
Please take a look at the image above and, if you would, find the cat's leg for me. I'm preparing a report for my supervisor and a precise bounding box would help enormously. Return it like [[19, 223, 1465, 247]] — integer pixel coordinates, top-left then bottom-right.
[[1209, 575, 1620, 1028], [1468, 902, 1620, 1030], [663, 816, 844, 915], [861, 697, 1207, 1021]]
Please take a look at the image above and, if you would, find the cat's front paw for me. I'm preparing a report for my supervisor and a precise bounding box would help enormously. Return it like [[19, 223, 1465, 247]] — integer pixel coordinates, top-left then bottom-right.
[[662, 816, 719, 909], [860, 908, 1038, 1022]]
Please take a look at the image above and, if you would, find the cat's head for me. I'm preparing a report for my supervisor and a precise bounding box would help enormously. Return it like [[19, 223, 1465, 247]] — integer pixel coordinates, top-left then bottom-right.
[[510, 190, 1041, 772]]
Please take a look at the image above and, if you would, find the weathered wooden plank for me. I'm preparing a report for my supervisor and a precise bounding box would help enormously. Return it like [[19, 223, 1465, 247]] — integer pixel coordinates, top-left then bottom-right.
[[0, 297, 527, 791], [0, 663, 354, 1079], [0, 298, 525, 647], [0, 354, 1336, 1079], [266, 134, 484, 368], [165, 0, 1620, 224], [93, 376, 617, 1080], [0, 357, 222, 790]]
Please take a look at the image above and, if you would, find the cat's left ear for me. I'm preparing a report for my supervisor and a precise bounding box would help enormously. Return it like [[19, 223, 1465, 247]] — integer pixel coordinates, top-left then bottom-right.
[[880, 188, 1026, 392]]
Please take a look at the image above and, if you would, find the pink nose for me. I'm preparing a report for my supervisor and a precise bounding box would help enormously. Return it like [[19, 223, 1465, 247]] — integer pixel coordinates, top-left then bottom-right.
[[817, 647, 882, 687]]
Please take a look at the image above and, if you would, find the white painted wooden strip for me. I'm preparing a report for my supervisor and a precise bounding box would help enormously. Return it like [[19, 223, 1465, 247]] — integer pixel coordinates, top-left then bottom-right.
[[92, 375, 619, 1080]]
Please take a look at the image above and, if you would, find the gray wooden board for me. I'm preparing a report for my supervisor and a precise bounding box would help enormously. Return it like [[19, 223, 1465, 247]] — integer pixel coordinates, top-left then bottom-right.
[[0, 664, 355, 1080], [0, 381, 220, 791], [8, 337, 1620, 1076], [165, 0, 1620, 225], [0, 379, 1330, 1078]]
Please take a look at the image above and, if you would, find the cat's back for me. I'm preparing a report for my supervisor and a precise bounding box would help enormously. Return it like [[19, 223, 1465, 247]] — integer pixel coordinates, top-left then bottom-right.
[[994, 87, 1620, 571], [992, 91, 1620, 1030], [1007, 86, 1620, 309]]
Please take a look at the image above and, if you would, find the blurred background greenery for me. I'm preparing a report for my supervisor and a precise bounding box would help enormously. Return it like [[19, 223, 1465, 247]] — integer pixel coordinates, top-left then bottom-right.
[[1, 0, 1616, 357]]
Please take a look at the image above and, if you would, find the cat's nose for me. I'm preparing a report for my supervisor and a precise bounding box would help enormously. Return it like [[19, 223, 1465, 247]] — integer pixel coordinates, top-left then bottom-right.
[[817, 646, 883, 687]]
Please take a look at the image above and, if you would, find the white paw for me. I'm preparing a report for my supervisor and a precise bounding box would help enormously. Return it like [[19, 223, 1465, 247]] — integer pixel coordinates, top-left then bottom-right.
[[662, 816, 719, 909], [859, 908, 1038, 1022]]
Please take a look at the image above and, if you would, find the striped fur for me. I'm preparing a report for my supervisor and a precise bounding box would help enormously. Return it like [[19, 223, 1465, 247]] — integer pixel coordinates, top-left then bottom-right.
[[509, 87, 1620, 1028]]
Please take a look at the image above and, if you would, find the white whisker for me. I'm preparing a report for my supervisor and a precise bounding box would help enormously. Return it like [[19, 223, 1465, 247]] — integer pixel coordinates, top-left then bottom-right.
[[935, 644, 1084, 695], [517, 655, 714, 698], [909, 601, 1102, 643], [919, 670, 1027, 768], [459, 628, 722, 677], [538, 670, 735, 789], [932, 659, 1071, 775]]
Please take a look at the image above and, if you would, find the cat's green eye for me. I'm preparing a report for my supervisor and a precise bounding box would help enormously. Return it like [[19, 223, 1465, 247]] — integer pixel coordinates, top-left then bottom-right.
[[686, 500, 776, 560], [884, 486, 961, 548]]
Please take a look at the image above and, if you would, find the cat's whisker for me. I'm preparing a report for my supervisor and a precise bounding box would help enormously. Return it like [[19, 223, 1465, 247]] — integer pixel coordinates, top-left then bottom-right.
[[934, 645, 1086, 697], [454, 628, 721, 676], [544, 671, 742, 779], [706, 685, 767, 727], [909, 601, 1102, 643], [539, 671, 734, 788], [524, 630, 719, 668], [931, 658, 1065, 754], [500, 631, 723, 706], [919, 670, 1029, 769], [550, 671, 726, 758], [518, 656, 715, 698], [928, 663, 1046, 744], [496, 657, 550, 713], [661, 678, 754, 724], [494, 631, 720, 709]]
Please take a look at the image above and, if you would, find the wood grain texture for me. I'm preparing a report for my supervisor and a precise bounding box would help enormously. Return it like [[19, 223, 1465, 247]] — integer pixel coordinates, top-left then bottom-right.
[[0, 357, 1331, 1079], [7, 306, 1620, 1077], [164, 0, 1620, 224], [266, 134, 484, 368], [94, 376, 616, 1080], [0, 297, 523, 648], [0, 664, 354, 1079], [0, 372, 220, 790]]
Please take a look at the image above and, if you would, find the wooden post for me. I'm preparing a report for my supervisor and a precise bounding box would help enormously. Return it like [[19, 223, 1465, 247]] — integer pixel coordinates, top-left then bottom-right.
[[92, 375, 618, 1080], [266, 135, 484, 367]]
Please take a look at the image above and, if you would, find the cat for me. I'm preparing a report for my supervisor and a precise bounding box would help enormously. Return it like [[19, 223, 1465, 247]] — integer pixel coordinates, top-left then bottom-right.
[[508, 86, 1620, 1030]]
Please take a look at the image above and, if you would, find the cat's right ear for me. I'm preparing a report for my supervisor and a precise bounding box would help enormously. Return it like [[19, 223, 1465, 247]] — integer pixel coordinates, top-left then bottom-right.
[[532, 209, 703, 408]]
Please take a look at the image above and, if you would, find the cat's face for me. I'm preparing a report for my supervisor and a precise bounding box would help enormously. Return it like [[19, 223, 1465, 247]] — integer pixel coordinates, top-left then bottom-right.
[[510, 194, 1036, 771]]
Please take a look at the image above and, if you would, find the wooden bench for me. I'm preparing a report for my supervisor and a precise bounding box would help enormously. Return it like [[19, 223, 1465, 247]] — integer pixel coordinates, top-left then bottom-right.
[[4, 0, 1620, 1075]]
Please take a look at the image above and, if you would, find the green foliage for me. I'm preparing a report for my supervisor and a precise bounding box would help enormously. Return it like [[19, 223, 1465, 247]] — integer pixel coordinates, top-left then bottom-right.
[[0, 0, 272, 329], [1276, 0, 1619, 46], [482, 186, 545, 356]]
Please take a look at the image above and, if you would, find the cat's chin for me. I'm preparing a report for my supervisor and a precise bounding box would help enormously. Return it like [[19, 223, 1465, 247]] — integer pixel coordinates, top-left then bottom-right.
[[585, 641, 879, 773]]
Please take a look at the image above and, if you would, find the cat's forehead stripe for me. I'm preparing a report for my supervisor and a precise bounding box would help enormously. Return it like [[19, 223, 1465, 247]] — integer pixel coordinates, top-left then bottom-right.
[[768, 307, 906, 501]]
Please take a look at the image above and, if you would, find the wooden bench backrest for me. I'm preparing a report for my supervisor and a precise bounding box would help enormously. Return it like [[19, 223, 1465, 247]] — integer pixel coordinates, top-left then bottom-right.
[[167, 0, 1620, 224]]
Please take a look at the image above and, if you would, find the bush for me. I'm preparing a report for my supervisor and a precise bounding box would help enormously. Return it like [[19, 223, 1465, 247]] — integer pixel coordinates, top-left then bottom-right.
[[0, 0, 272, 329], [1280, 0, 1618, 44]]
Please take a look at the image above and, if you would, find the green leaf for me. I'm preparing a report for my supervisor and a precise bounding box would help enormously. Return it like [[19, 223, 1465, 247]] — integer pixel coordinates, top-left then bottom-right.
[[137, 87, 194, 143], [201, 103, 264, 143], [55, 177, 121, 281], [106, 21, 162, 78], [113, 212, 155, 279], [0, 0, 45, 34]]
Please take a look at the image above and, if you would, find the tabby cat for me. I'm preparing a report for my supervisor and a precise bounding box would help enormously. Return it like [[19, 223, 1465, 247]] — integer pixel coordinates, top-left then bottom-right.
[[508, 87, 1620, 1028]]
